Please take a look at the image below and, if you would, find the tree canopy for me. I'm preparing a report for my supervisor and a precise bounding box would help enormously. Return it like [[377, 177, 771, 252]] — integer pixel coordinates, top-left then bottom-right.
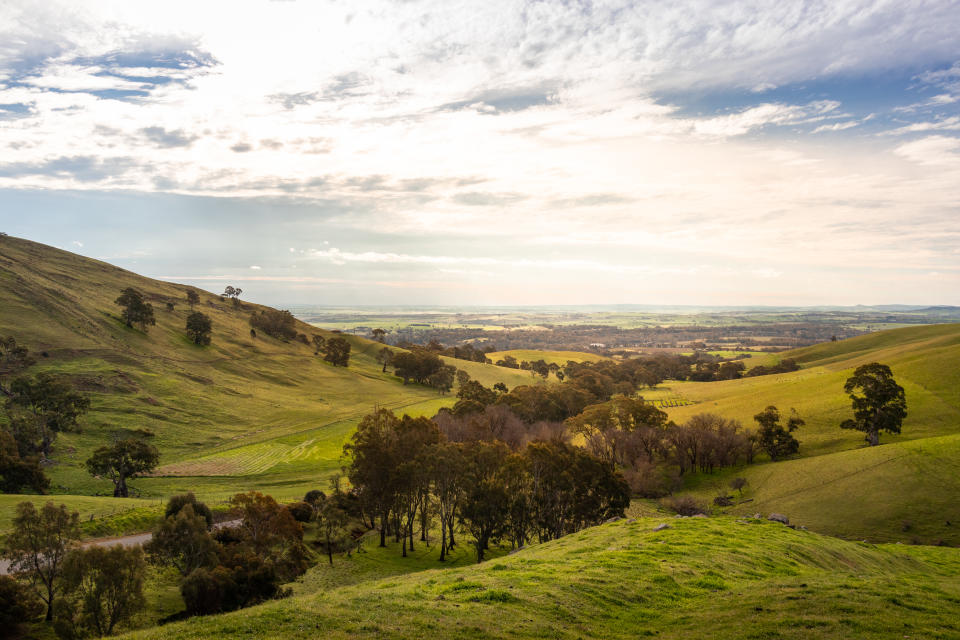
[[841, 362, 907, 446], [86, 437, 160, 497], [115, 288, 156, 331], [186, 312, 213, 345]]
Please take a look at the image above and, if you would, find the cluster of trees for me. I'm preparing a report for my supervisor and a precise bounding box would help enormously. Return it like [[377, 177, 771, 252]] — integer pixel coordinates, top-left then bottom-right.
[[116, 287, 215, 346], [744, 358, 800, 377], [1, 338, 90, 494], [344, 408, 629, 563], [147, 492, 306, 617], [391, 347, 456, 392], [310, 335, 351, 367], [1, 501, 147, 638], [249, 308, 298, 340]]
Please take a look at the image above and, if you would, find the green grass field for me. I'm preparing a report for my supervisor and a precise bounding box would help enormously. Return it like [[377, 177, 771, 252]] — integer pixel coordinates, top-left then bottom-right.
[[120, 516, 960, 640]]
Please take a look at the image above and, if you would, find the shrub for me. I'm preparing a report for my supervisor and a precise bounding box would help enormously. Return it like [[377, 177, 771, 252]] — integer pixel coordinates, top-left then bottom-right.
[[164, 492, 213, 528], [286, 501, 314, 523], [303, 490, 326, 505], [713, 495, 734, 507], [662, 495, 706, 516], [0, 575, 43, 637]]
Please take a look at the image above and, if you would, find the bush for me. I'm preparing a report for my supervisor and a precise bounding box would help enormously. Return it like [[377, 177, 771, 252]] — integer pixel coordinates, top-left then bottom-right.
[[662, 495, 706, 516], [0, 575, 43, 637], [286, 501, 314, 523], [165, 493, 213, 528], [180, 551, 281, 616], [303, 490, 326, 505], [713, 495, 734, 507]]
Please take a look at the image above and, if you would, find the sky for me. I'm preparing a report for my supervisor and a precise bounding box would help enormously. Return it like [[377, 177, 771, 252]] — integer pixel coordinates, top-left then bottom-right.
[[0, 0, 959, 307]]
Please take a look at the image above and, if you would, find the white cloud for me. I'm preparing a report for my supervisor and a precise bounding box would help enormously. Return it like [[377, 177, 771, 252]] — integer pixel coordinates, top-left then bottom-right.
[[249, 265, 261, 270], [894, 135, 960, 166]]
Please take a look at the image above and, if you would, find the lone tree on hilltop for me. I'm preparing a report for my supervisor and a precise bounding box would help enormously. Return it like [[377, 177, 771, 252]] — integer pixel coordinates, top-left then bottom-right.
[[115, 288, 155, 331], [86, 437, 160, 497], [222, 285, 242, 307], [841, 362, 907, 446], [186, 312, 213, 345], [186, 289, 200, 308], [3, 501, 81, 622], [371, 328, 387, 343]]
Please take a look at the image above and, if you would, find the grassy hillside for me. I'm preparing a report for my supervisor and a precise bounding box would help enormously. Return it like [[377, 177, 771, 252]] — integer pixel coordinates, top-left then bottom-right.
[[0, 236, 533, 501], [121, 516, 960, 640], [642, 324, 960, 544]]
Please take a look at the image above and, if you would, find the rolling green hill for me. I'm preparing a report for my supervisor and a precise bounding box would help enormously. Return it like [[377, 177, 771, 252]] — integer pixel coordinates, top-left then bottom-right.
[[0, 236, 533, 502], [121, 516, 960, 640], [645, 323, 960, 545]]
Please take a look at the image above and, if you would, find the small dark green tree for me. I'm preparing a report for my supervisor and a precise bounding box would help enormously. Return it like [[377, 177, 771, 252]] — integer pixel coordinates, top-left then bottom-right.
[[145, 504, 219, 576], [115, 288, 155, 331], [164, 492, 214, 528], [315, 497, 349, 566], [323, 337, 351, 367], [6, 373, 90, 459], [85, 438, 160, 497], [185, 312, 213, 346], [370, 328, 387, 343], [753, 406, 802, 461], [311, 334, 326, 355], [3, 501, 81, 622], [186, 289, 200, 308], [56, 545, 147, 637], [841, 363, 907, 446]]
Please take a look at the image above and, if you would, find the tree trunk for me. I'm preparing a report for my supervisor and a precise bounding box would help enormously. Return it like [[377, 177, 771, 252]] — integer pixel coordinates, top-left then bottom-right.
[[439, 519, 447, 561], [115, 474, 128, 497], [868, 430, 880, 446], [379, 514, 387, 548]]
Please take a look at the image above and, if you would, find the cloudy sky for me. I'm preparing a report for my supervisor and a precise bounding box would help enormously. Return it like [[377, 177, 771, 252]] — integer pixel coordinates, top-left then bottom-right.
[[1, 0, 958, 307]]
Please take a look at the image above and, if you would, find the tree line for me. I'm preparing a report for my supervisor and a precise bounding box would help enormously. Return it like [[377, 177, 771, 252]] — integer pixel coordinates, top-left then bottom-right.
[[343, 407, 630, 563]]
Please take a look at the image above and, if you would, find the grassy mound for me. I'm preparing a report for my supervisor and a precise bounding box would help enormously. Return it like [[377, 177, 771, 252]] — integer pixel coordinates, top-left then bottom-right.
[[120, 516, 960, 639]]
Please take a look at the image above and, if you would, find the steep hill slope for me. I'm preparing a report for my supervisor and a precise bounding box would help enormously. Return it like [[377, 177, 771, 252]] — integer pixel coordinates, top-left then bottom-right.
[[122, 517, 960, 640], [0, 236, 533, 500]]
